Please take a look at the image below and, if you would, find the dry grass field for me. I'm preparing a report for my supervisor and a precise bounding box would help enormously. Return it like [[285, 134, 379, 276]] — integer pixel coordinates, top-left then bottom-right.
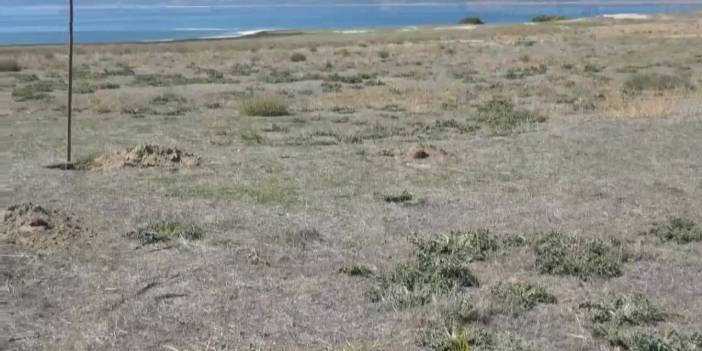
[[1, 13, 702, 351]]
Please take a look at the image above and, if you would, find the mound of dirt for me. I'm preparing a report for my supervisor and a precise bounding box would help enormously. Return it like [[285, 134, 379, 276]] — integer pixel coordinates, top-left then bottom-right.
[[87, 144, 200, 171], [404, 145, 450, 167], [1, 203, 95, 250]]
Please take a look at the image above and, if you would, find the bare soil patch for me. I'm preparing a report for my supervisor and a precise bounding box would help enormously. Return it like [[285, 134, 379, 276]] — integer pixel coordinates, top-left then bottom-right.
[[48, 144, 200, 171], [1, 203, 95, 250]]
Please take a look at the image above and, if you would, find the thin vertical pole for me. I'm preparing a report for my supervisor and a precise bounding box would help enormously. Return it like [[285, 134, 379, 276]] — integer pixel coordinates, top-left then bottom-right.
[[67, 0, 74, 163]]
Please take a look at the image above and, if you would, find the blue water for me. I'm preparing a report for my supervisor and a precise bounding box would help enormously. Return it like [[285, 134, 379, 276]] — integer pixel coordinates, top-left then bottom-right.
[[2, 2, 702, 45]]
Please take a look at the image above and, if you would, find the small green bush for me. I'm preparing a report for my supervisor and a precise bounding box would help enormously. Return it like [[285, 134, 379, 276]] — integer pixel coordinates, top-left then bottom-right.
[[242, 96, 289, 116], [472, 98, 546, 134], [623, 73, 694, 95], [580, 294, 666, 327], [532, 15, 568, 23], [534, 231, 623, 280], [383, 191, 414, 203], [0, 58, 21, 72], [490, 282, 556, 314], [647, 217, 702, 244], [12, 81, 57, 101], [127, 220, 204, 244], [629, 330, 702, 351], [290, 52, 307, 62], [459, 16, 484, 25], [377, 50, 391, 59]]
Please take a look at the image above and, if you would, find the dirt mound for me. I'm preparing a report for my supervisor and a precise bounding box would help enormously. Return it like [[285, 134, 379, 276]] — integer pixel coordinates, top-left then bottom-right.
[[1, 203, 95, 250], [87, 144, 200, 171], [404, 145, 450, 168]]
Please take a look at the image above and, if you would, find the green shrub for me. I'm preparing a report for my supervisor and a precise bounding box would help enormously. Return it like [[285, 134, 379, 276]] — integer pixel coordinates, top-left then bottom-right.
[[378, 50, 391, 59], [647, 217, 702, 244], [242, 96, 289, 116], [126, 220, 204, 244], [490, 282, 556, 314], [0, 58, 21, 72], [290, 52, 307, 62], [532, 15, 568, 23], [623, 73, 694, 95], [580, 294, 666, 327], [505, 65, 547, 79], [12, 81, 57, 101], [534, 231, 623, 280], [629, 331, 702, 351], [414, 229, 500, 263], [472, 98, 546, 134], [383, 191, 414, 203], [459, 16, 484, 25]]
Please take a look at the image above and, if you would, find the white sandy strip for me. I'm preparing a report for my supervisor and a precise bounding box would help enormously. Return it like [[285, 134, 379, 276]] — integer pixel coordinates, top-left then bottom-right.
[[334, 30, 370, 34], [602, 13, 651, 20], [400, 26, 419, 32], [433, 25, 477, 31]]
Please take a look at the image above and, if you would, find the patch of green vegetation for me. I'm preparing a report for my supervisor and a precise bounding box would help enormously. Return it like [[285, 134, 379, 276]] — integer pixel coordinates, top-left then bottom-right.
[[12, 80, 60, 101], [126, 220, 204, 245], [580, 294, 669, 348], [532, 15, 568, 23], [534, 231, 623, 280], [242, 96, 289, 116], [10, 73, 39, 82], [258, 69, 300, 84], [151, 92, 187, 105], [0, 58, 21, 72], [377, 50, 391, 59], [290, 52, 307, 62], [471, 98, 546, 134], [459, 16, 484, 25], [383, 190, 414, 203], [628, 330, 702, 351], [238, 177, 300, 206], [623, 73, 694, 95], [647, 217, 702, 244], [490, 282, 556, 315], [339, 264, 375, 277], [368, 230, 500, 309], [420, 326, 532, 351], [326, 72, 377, 84], [505, 65, 547, 79]]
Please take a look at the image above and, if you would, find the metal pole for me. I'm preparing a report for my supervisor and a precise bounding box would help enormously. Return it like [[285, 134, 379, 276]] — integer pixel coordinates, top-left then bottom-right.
[[67, 0, 74, 163]]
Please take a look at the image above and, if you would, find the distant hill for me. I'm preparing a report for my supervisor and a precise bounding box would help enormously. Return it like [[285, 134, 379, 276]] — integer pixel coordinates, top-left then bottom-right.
[[7, 0, 472, 6]]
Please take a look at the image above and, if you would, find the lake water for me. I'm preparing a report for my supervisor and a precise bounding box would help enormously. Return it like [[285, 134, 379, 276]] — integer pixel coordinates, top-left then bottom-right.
[[2, 2, 702, 45]]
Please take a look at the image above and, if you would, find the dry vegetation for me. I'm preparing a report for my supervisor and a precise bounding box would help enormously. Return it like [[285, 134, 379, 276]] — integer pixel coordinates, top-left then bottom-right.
[[1, 13, 702, 351]]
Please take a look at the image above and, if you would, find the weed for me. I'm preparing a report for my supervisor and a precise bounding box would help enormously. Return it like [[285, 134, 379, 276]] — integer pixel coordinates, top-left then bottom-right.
[[647, 217, 702, 244], [126, 220, 204, 245], [628, 330, 702, 351], [623, 73, 694, 95], [534, 231, 623, 280], [378, 50, 390, 59], [242, 96, 289, 116], [290, 52, 307, 62], [415, 229, 500, 263], [285, 227, 322, 249], [459, 16, 484, 25], [490, 282, 556, 315], [240, 128, 264, 144], [12, 81, 57, 101], [419, 326, 531, 351], [472, 98, 546, 134]]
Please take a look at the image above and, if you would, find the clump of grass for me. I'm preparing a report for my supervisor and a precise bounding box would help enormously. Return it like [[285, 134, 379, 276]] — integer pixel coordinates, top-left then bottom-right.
[[628, 330, 702, 351], [12, 81, 56, 101], [383, 190, 414, 203], [579, 294, 667, 348], [505, 65, 547, 79], [647, 217, 702, 244], [285, 227, 322, 249], [242, 96, 289, 116], [0, 58, 21, 72], [533, 231, 623, 280], [459, 16, 484, 25], [623, 73, 694, 95], [378, 50, 390, 59], [532, 15, 568, 22], [580, 294, 666, 328], [126, 220, 204, 245], [490, 282, 556, 315], [339, 264, 375, 277], [290, 52, 307, 62], [472, 98, 546, 134], [419, 326, 532, 351], [368, 230, 500, 309]]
